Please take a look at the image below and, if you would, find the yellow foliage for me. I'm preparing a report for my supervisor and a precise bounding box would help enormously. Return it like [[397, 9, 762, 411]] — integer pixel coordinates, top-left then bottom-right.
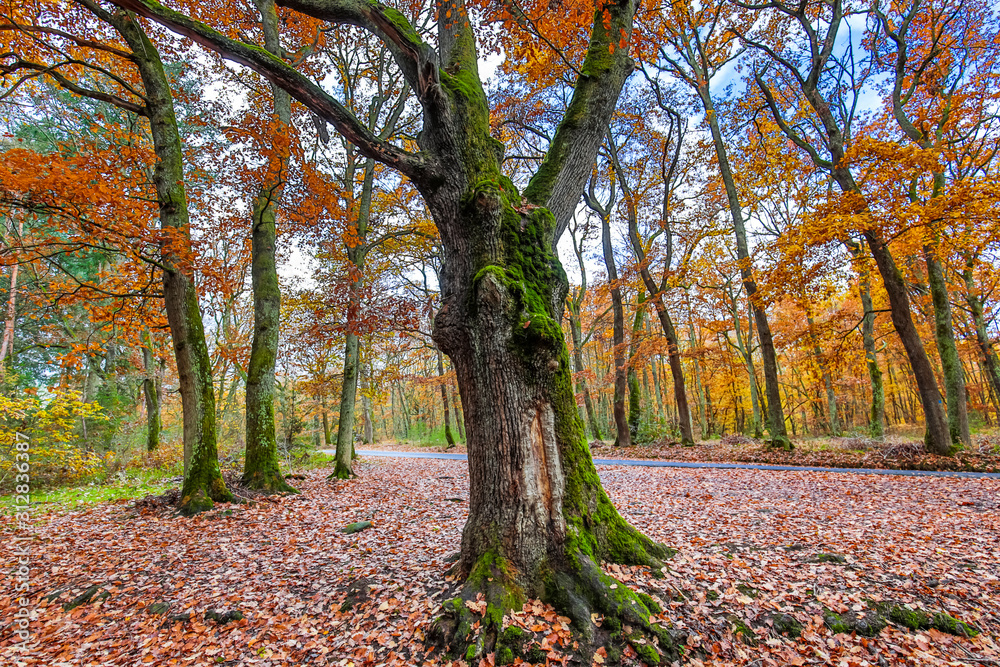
[[0, 390, 111, 488]]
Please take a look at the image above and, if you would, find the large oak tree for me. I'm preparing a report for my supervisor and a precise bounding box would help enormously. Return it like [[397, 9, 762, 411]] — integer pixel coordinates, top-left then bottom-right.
[[109, 0, 679, 660]]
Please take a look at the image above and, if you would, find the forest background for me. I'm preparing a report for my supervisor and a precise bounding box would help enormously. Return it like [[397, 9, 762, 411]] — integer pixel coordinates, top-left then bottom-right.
[[1, 0, 999, 500]]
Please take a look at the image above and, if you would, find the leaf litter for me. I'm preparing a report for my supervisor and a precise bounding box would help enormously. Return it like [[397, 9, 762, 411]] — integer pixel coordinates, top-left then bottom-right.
[[1, 458, 997, 666]]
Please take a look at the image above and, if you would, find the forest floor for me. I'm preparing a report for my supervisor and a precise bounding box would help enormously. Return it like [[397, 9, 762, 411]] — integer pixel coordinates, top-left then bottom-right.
[[384, 433, 1000, 473], [2, 457, 999, 667]]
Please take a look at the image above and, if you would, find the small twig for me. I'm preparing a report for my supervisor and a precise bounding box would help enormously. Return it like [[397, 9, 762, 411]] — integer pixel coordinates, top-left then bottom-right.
[[952, 645, 999, 665]]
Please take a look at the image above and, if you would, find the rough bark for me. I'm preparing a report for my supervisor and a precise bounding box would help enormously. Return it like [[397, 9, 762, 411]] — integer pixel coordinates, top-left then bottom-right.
[[112, 0, 678, 660], [95, 6, 230, 513], [924, 244, 970, 447], [242, 0, 297, 494]]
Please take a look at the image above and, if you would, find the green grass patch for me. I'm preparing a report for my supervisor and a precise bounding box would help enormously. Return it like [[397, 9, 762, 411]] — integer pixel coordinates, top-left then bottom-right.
[[291, 451, 336, 470], [0, 469, 173, 516]]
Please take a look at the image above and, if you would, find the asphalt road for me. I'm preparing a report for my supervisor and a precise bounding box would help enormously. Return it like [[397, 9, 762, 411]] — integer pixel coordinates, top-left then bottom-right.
[[316, 449, 1000, 479]]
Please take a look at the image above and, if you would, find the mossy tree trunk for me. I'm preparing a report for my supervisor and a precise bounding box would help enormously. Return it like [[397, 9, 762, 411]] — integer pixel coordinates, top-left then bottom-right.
[[141, 329, 162, 451], [333, 330, 360, 477], [332, 156, 375, 479], [242, 0, 297, 494], [118, 0, 677, 659], [627, 291, 645, 443], [436, 349, 456, 447], [924, 241, 970, 447], [92, 4, 231, 514], [964, 260, 1000, 422]]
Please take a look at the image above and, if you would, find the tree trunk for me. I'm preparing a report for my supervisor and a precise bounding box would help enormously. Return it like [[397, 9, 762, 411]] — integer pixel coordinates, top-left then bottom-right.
[[599, 212, 630, 448], [857, 227, 951, 453], [437, 349, 456, 447], [964, 262, 1000, 422], [121, 0, 676, 657], [924, 245, 970, 447], [701, 92, 789, 449], [110, 12, 230, 513], [649, 300, 694, 445], [626, 292, 645, 443], [332, 331, 359, 478], [142, 330, 162, 451], [332, 156, 375, 477], [0, 219, 23, 378], [242, 0, 296, 494], [856, 263, 886, 438], [827, 161, 951, 452], [432, 185, 671, 658]]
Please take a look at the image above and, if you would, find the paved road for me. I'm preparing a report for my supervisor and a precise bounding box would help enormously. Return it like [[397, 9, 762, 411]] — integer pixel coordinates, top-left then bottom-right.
[[318, 449, 1000, 479]]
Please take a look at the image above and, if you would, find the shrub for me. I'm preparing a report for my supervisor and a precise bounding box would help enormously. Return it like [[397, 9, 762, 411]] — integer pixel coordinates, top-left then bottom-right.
[[0, 389, 111, 490]]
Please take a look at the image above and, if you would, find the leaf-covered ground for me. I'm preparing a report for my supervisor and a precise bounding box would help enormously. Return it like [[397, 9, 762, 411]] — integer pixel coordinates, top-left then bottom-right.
[[2, 458, 998, 666]]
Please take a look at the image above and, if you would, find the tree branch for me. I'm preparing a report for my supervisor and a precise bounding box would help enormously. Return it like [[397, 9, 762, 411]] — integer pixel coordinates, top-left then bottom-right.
[[522, 0, 640, 247], [106, 0, 435, 183]]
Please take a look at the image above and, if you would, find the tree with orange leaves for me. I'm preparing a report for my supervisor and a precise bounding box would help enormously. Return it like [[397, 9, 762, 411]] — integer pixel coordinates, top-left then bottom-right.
[[109, 0, 683, 658], [0, 0, 232, 511]]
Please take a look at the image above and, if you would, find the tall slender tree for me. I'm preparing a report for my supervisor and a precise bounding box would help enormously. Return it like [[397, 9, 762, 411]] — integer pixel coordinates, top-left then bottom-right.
[[243, 0, 298, 493]]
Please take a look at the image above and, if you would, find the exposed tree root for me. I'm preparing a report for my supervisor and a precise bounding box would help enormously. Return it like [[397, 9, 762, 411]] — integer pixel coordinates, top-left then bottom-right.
[[326, 463, 356, 481], [241, 469, 298, 495], [177, 478, 232, 516], [429, 551, 679, 665]]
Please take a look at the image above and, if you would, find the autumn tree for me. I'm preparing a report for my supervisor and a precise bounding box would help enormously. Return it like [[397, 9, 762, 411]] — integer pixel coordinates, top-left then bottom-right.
[[738, 0, 955, 453], [610, 110, 696, 445], [0, 0, 232, 510], [240, 0, 299, 493], [644, 0, 792, 449], [112, 0, 680, 658], [584, 168, 631, 447]]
